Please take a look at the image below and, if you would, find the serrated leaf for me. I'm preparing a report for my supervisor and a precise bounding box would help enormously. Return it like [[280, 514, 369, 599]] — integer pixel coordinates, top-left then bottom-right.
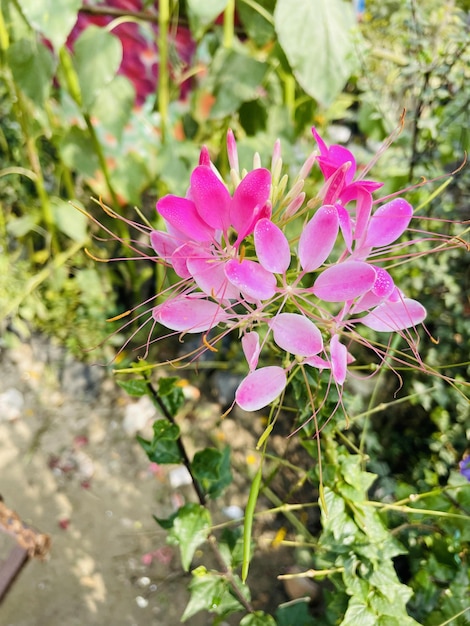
[[7, 39, 55, 105], [170, 505, 211, 571], [137, 419, 182, 464], [181, 566, 248, 621], [342, 598, 377, 626], [192, 447, 232, 499], [73, 26, 122, 110], [274, 0, 356, 106], [116, 378, 148, 397], [17, 0, 81, 50], [241, 611, 277, 626]]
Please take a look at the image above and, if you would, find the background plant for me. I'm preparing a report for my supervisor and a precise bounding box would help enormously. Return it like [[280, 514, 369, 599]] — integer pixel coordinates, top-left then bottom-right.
[[0, 0, 469, 624]]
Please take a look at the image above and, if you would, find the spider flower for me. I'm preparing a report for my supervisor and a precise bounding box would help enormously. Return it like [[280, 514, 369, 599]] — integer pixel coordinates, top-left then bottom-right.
[[112, 129, 432, 413]]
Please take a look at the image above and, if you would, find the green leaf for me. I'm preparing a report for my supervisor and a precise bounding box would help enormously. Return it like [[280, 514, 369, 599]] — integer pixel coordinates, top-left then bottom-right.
[[237, 0, 275, 46], [342, 598, 377, 626], [90, 75, 135, 141], [192, 447, 232, 499], [274, 0, 356, 106], [59, 127, 100, 178], [209, 49, 268, 118], [137, 419, 182, 464], [17, 0, 81, 50], [241, 611, 277, 626], [7, 39, 55, 105], [186, 0, 229, 39], [181, 565, 246, 621], [275, 598, 315, 626], [73, 26, 122, 110], [157, 377, 186, 418], [51, 197, 88, 242], [116, 379, 148, 397], [169, 505, 211, 571]]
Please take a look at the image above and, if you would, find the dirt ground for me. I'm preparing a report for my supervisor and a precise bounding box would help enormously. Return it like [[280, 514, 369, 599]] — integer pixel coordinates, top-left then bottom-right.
[[0, 335, 308, 625]]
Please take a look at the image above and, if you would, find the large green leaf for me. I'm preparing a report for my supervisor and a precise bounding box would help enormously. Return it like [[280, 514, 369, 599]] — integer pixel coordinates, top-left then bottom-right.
[[7, 39, 55, 105], [274, 0, 356, 106], [169, 505, 211, 571], [73, 26, 122, 110], [17, 0, 82, 51], [51, 197, 88, 242]]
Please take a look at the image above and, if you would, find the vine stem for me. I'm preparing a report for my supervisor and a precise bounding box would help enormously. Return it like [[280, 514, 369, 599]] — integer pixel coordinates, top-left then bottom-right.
[[144, 377, 254, 613]]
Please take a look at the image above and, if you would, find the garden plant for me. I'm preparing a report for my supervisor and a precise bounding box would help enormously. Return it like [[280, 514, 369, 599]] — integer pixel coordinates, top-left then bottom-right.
[[1, 0, 469, 624]]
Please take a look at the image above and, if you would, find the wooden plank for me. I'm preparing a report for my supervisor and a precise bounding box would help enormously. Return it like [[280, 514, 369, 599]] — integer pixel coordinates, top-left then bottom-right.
[[0, 544, 29, 601]]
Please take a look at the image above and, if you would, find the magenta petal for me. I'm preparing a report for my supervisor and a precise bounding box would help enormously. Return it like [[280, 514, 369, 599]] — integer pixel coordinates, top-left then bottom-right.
[[190, 166, 231, 231], [242, 332, 260, 371], [153, 295, 229, 333], [299, 205, 339, 271], [360, 298, 426, 332], [353, 189, 373, 243], [225, 259, 276, 301], [270, 313, 323, 356], [157, 195, 214, 242], [330, 335, 347, 385], [312, 261, 376, 302], [364, 198, 413, 248], [230, 169, 271, 235], [254, 218, 290, 273], [235, 366, 286, 411]]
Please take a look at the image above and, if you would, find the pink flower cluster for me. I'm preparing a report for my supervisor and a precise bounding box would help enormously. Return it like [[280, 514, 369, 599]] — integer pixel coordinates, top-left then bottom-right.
[[149, 129, 426, 412]]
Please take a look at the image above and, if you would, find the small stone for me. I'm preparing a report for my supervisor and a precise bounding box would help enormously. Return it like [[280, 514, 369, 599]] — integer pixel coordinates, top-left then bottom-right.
[[0, 388, 24, 421], [135, 596, 148, 608]]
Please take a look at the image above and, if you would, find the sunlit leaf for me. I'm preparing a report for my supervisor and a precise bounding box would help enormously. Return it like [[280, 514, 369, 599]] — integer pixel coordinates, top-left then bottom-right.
[[17, 0, 81, 50], [274, 0, 356, 105], [170, 505, 211, 571]]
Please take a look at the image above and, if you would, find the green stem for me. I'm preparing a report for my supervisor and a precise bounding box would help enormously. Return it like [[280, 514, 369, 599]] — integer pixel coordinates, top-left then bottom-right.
[[157, 0, 170, 142], [223, 0, 236, 48]]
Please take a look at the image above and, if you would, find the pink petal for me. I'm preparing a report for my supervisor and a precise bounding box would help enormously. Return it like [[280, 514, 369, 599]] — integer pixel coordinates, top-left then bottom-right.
[[360, 298, 426, 332], [225, 259, 276, 301], [312, 261, 376, 302], [336, 205, 353, 252], [157, 195, 214, 242], [230, 169, 271, 236], [150, 230, 179, 260], [353, 189, 373, 243], [153, 296, 229, 333], [299, 204, 339, 272], [171, 242, 200, 278], [190, 166, 231, 231], [322, 162, 351, 204], [363, 198, 413, 248], [254, 218, 290, 274], [269, 313, 323, 356], [187, 256, 239, 300], [371, 267, 395, 298], [242, 332, 260, 371], [235, 366, 286, 411], [304, 354, 331, 370], [226, 129, 239, 173], [330, 335, 347, 385]]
